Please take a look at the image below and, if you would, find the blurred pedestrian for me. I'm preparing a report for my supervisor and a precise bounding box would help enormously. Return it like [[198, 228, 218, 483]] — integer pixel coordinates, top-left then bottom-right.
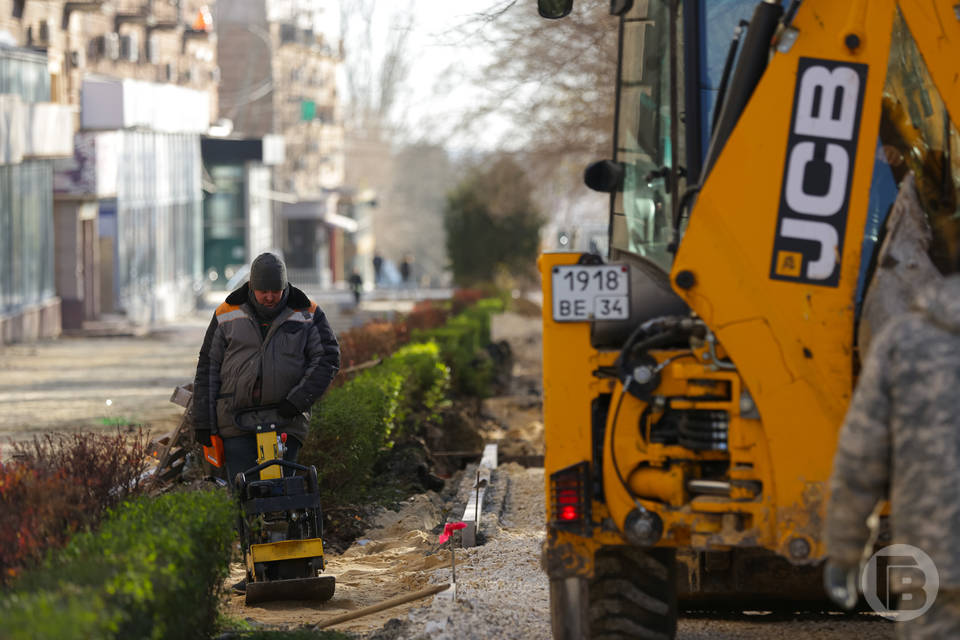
[[824, 272, 960, 638], [400, 254, 412, 288], [373, 254, 383, 284], [349, 271, 363, 305], [191, 252, 340, 483]]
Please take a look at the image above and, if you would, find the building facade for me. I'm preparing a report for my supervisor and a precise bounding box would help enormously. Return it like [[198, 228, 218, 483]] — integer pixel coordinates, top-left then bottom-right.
[[56, 76, 210, 324], [1, 0, 219, 337], [0, 42, 74, 342], [200, 134, 285, 287], [215, 0, 349, 286]]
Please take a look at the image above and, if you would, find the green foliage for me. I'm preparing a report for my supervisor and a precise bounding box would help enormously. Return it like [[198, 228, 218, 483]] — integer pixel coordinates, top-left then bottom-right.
[[304, 366, 404, 501], [303, 342, 450, 503], [413, 298, 505, 397], [386, 342, 452, 428], [443, 156, 544, 287], [0, 490, 236, 640], [303, 299, 503, 507]]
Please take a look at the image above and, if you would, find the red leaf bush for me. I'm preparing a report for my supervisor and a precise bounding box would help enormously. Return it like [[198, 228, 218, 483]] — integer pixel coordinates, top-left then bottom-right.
[[336, 300, 451, 371], [337, 321, 407, 370], [452, 289, 487, 314], [0, 431, 148, 583]]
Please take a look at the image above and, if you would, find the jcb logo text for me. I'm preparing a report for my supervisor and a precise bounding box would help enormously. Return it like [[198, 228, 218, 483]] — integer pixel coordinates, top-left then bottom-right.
[[771, 58, 867, 286]]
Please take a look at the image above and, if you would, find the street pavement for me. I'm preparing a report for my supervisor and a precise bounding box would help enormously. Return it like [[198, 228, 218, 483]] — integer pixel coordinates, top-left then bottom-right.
[[0, 288, 450, 458]]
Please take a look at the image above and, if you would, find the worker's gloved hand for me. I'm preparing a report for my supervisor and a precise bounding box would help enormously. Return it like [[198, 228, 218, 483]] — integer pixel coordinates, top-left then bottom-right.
[[823, 560, 859, 610], [194, 425, 213, 447], [278, 399, 300, 419]]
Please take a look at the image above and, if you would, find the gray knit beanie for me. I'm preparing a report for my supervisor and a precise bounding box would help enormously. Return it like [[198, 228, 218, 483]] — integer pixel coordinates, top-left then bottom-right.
[[249, 253, 287, 291]]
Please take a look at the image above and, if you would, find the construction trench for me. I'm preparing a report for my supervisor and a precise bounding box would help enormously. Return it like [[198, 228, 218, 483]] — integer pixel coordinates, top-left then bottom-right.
[[0, 310, 895, 639]]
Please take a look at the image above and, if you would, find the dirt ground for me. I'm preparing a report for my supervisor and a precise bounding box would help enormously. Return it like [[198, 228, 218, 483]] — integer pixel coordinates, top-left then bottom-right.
[[0, 318, 209, 458], [222, 492, 454, 633]]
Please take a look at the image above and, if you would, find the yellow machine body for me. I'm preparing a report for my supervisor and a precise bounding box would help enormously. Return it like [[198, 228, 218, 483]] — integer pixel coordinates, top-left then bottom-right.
[[246, 538, 326, 576], [541, 0, 960, 583], [238, 422, 333, 604], [255, 431, 283, 480]]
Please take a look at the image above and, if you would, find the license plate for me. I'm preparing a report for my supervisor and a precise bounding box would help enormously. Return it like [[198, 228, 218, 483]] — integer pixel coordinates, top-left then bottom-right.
[[551, 264, 629, 322]]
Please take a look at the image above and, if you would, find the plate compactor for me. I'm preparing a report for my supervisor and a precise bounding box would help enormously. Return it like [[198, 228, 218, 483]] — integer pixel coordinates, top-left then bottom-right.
[[232, 406, 335, 606]]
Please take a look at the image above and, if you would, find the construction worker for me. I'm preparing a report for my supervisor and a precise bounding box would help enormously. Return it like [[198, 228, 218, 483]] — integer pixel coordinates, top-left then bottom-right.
[[192, 252, 340, 482], [824, 273, 960, 638]]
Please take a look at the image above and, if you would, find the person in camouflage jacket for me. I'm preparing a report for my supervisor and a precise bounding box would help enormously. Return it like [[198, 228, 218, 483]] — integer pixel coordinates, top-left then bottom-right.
[[192, 253, 340, 482], [825, 274, 960, 637]]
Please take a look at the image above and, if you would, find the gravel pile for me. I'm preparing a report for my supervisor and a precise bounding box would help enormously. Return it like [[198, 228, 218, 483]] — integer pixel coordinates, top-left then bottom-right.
[[375, 459, 894, 640], [392, 464, 551, 640]]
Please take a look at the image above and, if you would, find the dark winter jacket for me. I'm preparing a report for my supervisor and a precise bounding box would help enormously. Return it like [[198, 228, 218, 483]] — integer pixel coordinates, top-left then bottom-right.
[[192, 283, 340, 442], [826, 274, 960, 587]]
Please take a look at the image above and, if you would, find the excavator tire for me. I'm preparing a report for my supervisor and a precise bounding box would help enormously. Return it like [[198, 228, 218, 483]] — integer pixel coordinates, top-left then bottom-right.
[[550, 547, 677, 640]]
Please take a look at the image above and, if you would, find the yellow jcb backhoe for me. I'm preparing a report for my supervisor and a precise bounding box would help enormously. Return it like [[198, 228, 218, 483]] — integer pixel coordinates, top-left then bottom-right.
[[536, 1, 960, 637]]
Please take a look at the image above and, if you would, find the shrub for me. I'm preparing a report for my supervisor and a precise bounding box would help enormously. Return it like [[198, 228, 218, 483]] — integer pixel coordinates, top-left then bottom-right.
[[404, 300, 449, 332], [304, 366, 405, 500], [382, 342, 451, 430], [303, 342, 450, 504], [451, 288, 487, 314], [302, 297, 502, 505], [334, 302, 451, 373], [0, 489, 236, 640], [336, 321, 407, 370], [413, 298, 505, 396], [0, 431, 148, 583]]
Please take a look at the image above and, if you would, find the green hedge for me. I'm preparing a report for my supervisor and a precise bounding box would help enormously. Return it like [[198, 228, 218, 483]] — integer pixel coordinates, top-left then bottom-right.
[[413, 298, 504, 396], [0, 490, 236, 640], [302, 341, 450, 501], [302, 298, 503, 502]]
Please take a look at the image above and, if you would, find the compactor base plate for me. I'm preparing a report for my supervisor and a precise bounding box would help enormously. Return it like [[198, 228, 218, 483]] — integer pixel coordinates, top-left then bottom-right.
[[245, 575, 336, 605]]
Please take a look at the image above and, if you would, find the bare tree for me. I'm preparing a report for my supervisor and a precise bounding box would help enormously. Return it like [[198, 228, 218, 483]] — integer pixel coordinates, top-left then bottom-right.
[[420, 1, 617, 238], [338, 0, 415, 138], [433, 1, 616, 170], [340, 0, 425, 281]]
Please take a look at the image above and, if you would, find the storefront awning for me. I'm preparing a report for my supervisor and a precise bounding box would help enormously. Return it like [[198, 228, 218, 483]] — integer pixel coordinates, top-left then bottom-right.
[[281, 196, 357, 232]]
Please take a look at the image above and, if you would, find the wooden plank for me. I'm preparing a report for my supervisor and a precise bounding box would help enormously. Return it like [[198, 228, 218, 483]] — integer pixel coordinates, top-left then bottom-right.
[[160, 459, 185, 482], [153, 383, 194, 485], [341, 358, 382, 375], [169, 383, 193, 408], [147, 431, 174, 460], [315, 584, 449, 629]]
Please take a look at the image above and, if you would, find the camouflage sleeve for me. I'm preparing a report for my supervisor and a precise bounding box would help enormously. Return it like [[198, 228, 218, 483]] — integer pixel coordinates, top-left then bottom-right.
[[825, 323, 895, 568]]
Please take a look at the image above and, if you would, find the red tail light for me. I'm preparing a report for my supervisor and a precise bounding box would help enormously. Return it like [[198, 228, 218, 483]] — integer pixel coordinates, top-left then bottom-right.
[[550, 462, 592, 534]]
